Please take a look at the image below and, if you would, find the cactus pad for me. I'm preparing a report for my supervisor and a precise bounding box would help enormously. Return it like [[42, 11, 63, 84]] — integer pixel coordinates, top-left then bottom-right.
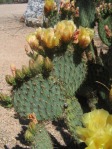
[[65, 97, 83, 142], [52, 49, 87, 97], [25, 123, 53, 149], [45, 11, 60, 27], [13, 48, 87, 121], [98, 16, 112, 46], [13, 74, 65, 120], [31, 124, 53, 149], [76, 0, 95, 27]]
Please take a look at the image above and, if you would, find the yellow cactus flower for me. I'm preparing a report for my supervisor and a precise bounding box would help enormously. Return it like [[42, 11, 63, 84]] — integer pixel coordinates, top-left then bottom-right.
[[45, 36, 59, 49], [44, 0, 57, 15], [40, 28, 59, 49], [35, 27, 43, 40], [27, 34, 39, 50], [85, 125, 112, 149], [76, 109, 112, 149], [52, 36, 60, 47], [107, 115, 112, 124], [82, 109, 109, 131], [61, 27, 73, 42], [54, 21, 66, 37], [55, 20, 76, 43], [41, 29, 52, 44], [78, 27, 94, 48]]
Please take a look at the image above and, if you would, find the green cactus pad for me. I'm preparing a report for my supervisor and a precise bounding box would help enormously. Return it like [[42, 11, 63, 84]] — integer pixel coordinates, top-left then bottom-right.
[[52, 49, 87, 97], [46, 11, 60, 27], [13, 47, 87, 121], [13, 74, 65, 120], [65, 97, 83, 142], [31, 124, 53, 149], [76, 0, 95, 27], [98, 16, 112, 46]]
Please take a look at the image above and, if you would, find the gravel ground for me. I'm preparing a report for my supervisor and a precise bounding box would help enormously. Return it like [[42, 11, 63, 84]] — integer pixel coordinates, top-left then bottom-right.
[[0, 4, 34, 149]]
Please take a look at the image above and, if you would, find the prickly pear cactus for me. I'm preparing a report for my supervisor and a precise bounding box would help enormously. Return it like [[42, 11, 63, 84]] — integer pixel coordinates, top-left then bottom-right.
[[65, 97, 83, 142], [98, 16, 112, 46], [1, 0, 112, 148], [44, 11, 60, 27], [96, 2, 112, 46], [13, 74, 65, 120], [31, 124, 53, 149], [25, 122, 53, 149], [76, 0, 95, 27], [52, 49, 87, 97], [13, 47, 87, 120]]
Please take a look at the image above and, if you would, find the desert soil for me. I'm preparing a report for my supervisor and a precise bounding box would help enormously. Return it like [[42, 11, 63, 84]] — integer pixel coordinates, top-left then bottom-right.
[[0, 4, 34, 149]]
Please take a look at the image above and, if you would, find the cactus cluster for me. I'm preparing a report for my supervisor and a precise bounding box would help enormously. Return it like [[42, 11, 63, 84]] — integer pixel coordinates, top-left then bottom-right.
[[96, 2, 112, 46], [1, 0, 112, 148]]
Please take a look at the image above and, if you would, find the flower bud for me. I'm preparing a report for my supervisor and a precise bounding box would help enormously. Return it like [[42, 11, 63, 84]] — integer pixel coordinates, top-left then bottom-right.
[[28, 122, 37, 135], [22, 65, 32, 78], [24, 130, 34, 143], [44, 57, 53, 73], [27, 34, 39, 50], [79, 35, 91, 48], [35, 27, 43, 40], [5, 75, 16, 86], [36, 55, 45, 68], [30, 55, 45, 74], [29, 59, 37, 75], [15, 69, 25, 81], [28, 113, 38, 125], [78, 27, 94, 48], [44, 0, 57, 16], [10, 64, 16, 77], [73, 30, 80, 44], [29, 59, 34, 69]]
